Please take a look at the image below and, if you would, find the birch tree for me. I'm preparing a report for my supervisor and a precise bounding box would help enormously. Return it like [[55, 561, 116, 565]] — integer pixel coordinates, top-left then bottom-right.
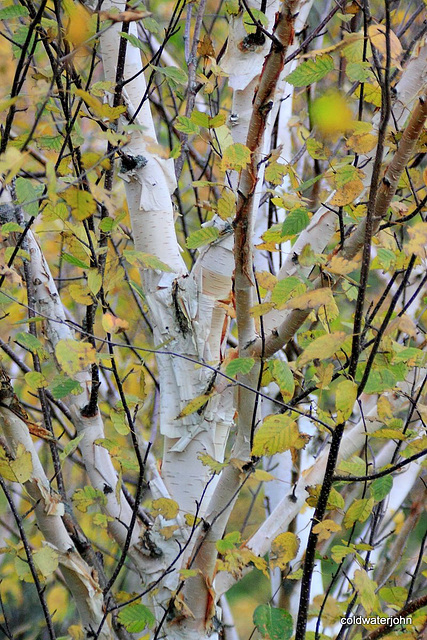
[[0, 0, 426, 639]]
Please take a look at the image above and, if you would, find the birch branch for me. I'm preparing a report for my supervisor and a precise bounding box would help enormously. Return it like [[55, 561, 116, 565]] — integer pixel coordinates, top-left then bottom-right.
[[259, 39, 427, 343], [22, 226, 147, 557], [251, 90, 427, 358], [0, 406, 110, 638], [213, 368, 426, 597]]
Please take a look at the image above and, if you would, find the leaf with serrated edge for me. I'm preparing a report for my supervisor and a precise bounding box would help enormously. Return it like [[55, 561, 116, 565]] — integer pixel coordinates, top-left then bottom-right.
[[298, 332, 347, 367]]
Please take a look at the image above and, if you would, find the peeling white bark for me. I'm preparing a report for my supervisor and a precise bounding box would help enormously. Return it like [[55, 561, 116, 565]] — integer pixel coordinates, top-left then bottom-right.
[[0, 407, 110, 639]]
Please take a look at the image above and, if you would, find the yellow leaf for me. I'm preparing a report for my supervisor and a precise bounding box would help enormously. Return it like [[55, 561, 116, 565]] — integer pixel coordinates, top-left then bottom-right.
[[316, 362, 335, 389], [160, 525, 179, 539], [326, 256, 359, 275], [355, 83, 382, 107], [310, 91, 353, 139], [270, 532, 300, 569], [68, 284, 93, 305], [63, 187, 97, 221], [24, 371, 48, 390], [0, 444, 33, 483], [55, 339, 96, 375], [284, 287, 334, 311], [298, 331, 347, 367], [0, 147, 25, 184], [184, 513, 202, 527], [102, 313, 129, 334], [306, 485, 345, 510], [368, 24, 402, 64], [152, 498, 179, 520], [252, 415, 310, 456], [312, 519, 341, 542], [87, 270, 102, 296], [75, 89, 126, 122], [256, 271, 278, 291], [330, 177, 364, 206], [250, 302, 275, 317], [346, 132, 377, 154], [197, 453, 227, 473], [217, 189, 236, 220], [176, 394, 212, 418], [252, 469, 275, 482], [335, 379, 357, 421], [405, 222, 427, 257], [68, 625, 85, 640], [354, 569, 380, 614], [64, 0, 96, 48], [34, 546, 58, 578], [377, 396, 393, 422], [221, 143, 251, 172], [47, 584, 69, 622]]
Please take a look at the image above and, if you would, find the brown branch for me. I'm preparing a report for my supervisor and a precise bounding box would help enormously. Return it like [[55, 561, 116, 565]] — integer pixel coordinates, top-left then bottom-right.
[[251, 92, 427, 359], [365, 594, 427, 640]]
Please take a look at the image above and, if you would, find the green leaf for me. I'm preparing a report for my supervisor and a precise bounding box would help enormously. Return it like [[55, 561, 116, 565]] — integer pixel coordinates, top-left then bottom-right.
[[242, 8, 269, 34], [271, 277, 306, 309], [331, 545, 356, 564], [346, 61, 374, 82], [225, 357, 255, 377], [59, 434, 84, 462], [119, 31, 145, 51], [123, 249, 172, 272], [72, 486, 106, 513], [62, 253, 89, 269], [343, 498, 374, 528], [379, 586, 407, 607], [190, 110, 210, 128], [174, 116, 200, 135], [363, 367, 397, 394], [110, 408, 129, 435], [1, 221, 23, 235], [216, 531, 241, 553], [49, 375, 83, 399], [15, 177, 44, 217], [253, 605, 293, 640], [152, 65, 188, 85], [186, 226, 219, 249], [268, 360, 295, 402], [0, 5, 29, 19], [285, 55, 334, 87], [370, 475, 393, 502], [337, 456, 366, 476], [16, 332, 47, 358], [281, 207, 310, 237], [144, 17, 160, 34], [118, 604, 155, 633], [24, 371, 48, 390]]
